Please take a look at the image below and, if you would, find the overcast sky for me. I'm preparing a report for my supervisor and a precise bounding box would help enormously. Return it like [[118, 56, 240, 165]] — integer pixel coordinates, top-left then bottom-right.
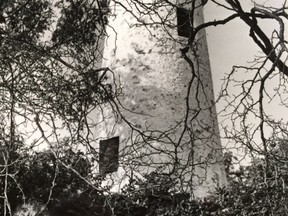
[[205, 1, 280, 93], [203, 0, 287, 151], [204, 0, 286, 109], [205, 1, 255, 94]]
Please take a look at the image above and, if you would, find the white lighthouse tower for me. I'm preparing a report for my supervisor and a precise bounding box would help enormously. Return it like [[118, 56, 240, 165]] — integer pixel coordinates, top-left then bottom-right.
[[91, 0, 227, 197]]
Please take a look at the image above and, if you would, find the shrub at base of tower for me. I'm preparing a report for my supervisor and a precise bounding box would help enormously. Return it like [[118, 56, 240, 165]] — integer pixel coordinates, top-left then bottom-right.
[[106, 159, 288, 215], [13, 151, 288, 215], [198, 152, 288, 215], [71, 156, 288, 215]]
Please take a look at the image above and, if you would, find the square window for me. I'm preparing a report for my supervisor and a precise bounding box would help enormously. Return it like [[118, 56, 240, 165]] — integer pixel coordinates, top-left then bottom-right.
[[177, 7, 191, 38], [99, 136, 119, 174]]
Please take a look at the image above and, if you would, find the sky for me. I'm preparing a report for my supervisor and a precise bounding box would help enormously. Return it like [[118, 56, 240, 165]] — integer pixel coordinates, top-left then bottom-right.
[[205, 0, 286, 101], [205, 1, 257, 95], [204, 0, 283, 95], [203, 0, 287, 152]]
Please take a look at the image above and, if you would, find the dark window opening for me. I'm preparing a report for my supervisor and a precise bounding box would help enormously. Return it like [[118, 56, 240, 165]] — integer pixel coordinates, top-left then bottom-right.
[[99, 136, 119, 174], [177, 7, 191, 38]]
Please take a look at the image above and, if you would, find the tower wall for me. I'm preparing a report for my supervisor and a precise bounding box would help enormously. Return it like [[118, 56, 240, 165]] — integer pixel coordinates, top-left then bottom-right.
[[91, 0, 227, 197]]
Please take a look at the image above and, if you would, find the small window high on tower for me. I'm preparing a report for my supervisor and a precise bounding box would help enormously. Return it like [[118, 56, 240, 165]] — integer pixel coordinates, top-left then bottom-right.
[[176, 7, 191, 38], [99, 136, 119, 174]]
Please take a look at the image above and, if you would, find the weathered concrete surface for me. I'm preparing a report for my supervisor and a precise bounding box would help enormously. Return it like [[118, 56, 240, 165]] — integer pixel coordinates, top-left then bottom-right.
[[90, 0, 227, 197]]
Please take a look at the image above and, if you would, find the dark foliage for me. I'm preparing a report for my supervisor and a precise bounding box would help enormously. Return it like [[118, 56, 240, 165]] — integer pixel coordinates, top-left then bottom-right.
[[0, 139, 94, 215], [52, 0, 108, 50], [11, 150, 288, 215]]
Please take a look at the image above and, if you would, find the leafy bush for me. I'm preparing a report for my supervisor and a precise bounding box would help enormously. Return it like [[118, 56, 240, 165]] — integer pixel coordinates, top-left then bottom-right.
[[13, 150, 288, 216], [0, 142, 94, 215], [96, 151, 288, 215]]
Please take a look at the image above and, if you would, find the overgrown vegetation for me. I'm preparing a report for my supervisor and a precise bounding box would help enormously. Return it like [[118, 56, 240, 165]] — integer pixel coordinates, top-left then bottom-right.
[[1, 0, 288, 215], [10, 149, 288, 215]]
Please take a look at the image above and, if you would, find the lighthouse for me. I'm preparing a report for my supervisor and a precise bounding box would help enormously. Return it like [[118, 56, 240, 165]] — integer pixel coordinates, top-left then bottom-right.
[[90, 0, 227, 197]]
